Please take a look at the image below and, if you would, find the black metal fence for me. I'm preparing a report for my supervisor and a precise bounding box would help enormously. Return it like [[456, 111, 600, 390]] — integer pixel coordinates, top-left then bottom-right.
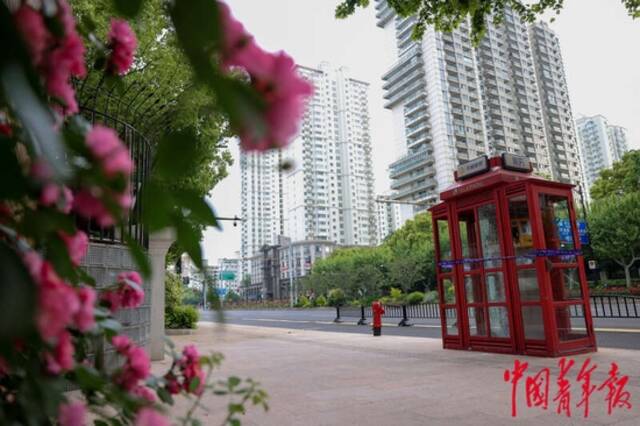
[[76, 107, 151, 248], [335, 295, 640, 326]]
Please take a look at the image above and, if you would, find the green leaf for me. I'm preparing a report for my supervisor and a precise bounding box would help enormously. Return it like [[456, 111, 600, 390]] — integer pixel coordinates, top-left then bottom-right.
[[74, 364, 106, 391], [227, 376, 241, 389], [174, 190, 219, 228], [170, 0, 222, 82], [228, 403, 245, 415], [154, 128, 200, 180], [0, 241, 36, 341], [175, 218, 203, 269], [94, 420, 109, 426], [157, 387, 174, 405], [0, 136, 28, 200], [188, 377, 201, 393], [1, 64, 70, 180], [229, 418, 241, 426], [140, 180, 174, 232], [124, 232, 151, 279], [99, 318, 123, 336], [113, 0, 143, 18]]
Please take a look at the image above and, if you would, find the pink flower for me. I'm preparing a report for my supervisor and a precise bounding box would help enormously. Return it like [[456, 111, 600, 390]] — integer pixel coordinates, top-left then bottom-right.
[[135, 408, 169, 426], [111, 335, 132, 353], [101, 272, 144, 312], [241, 51, 313, 151], [178, 345, 205, 395], [86, 125, 133, 178], [110, 335, 150, 390], [164, 373, 181, 395], [131, 385, 157, 402], [45, 331, 75, 374], [60, 230, 89, 266], [22, 250, 43, 279], [14, 5, 49, 67], [74, 286, 96, 332], [40, 184, 74, 214], [36, 263, 80, 341], [218, 1, 262, 73], [58, 401, 86, 426], [108, 19, 137, 75], [73, 189, 116, 227], [0, 123, 12, 136]]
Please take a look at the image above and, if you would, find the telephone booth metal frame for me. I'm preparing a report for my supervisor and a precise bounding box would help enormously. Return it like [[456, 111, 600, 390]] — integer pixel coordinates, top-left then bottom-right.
[[429, 155, 597, 357]]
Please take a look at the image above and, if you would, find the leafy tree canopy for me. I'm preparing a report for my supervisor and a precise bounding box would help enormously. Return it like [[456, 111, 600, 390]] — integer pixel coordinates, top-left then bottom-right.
[[590, 150, 640, 201], [336, 0, 640, 44], [589, 192, 640, 287]]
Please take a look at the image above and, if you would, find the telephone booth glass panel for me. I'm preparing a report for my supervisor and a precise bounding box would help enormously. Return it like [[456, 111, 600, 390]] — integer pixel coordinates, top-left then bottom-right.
[[507, 194, 547, 345], [435, 216, 459, 339], [538, 192, 591, 345]]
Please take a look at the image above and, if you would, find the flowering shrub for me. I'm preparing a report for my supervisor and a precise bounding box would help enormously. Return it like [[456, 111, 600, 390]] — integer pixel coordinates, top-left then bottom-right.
[[0, 0, 310, 424]]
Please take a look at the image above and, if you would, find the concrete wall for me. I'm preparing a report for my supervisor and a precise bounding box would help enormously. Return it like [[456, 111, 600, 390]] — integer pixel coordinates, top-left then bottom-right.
[[82, 242, 151, 349]]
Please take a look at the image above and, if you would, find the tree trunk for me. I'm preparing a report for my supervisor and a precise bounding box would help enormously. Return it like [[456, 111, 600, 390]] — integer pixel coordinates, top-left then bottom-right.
[[624, 264, 632, 289]]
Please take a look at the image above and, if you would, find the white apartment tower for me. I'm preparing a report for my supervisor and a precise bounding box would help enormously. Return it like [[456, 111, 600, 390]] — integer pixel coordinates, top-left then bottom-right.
[[240, 149, 284, 276], [375, 1, 581, 212], [529, 22, 582, 184], [241, 63, 377, 273], [376, 194, 413, 244], [575, 115, 629, 196], [283, 64, 377, 246]]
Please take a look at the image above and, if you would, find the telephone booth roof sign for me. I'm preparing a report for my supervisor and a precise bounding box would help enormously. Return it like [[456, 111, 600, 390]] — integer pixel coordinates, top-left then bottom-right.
[[429, 155, 596, 357]]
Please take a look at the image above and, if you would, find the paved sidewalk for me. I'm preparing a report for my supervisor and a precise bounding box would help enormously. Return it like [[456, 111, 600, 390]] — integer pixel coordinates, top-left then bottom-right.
[[154, 323, 640, 425]]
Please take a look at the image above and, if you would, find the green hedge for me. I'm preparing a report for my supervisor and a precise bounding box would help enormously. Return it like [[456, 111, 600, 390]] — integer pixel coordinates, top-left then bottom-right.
[[166, 305, 199, 329]]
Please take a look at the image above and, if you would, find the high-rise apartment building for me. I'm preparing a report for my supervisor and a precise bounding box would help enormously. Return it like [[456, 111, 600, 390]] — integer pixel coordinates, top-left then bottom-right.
[[240, 149, 284, 276], [529, 22, 582, 184], [240, 63, 377, 275], [576, 115, 629, 196], [283, 64, 377, 246], [375, 1, 581, 213]]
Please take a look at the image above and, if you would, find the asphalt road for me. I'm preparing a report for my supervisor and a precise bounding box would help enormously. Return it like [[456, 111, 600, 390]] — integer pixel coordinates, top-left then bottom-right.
[[200, 308, 640, 350]]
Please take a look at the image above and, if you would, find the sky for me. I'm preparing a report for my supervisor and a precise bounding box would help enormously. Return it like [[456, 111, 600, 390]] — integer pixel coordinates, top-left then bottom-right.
[[202, 0, 640, 265]]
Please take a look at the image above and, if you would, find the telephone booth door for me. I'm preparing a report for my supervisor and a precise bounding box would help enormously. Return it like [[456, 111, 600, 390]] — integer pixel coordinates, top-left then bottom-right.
[[531, 187, 596, 355], [453, 196, 516, 353]]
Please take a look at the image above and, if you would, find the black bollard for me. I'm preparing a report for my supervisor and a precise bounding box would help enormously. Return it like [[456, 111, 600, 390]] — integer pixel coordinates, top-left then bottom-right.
[[334, 305, 342, 323], [357, 305, 367, 325], [398, 304, 413, 327]]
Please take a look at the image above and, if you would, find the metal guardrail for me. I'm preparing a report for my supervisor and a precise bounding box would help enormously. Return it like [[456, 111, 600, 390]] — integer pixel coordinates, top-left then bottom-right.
[[335, 295, 640, 326]]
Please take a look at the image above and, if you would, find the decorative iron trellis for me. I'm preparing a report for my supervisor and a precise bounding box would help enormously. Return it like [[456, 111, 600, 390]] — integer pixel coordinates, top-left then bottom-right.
[[73, 68, 184, 248]]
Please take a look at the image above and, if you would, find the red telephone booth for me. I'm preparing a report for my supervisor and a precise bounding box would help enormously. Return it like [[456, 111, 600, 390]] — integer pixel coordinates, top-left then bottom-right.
[[430, 154, 596, 357]]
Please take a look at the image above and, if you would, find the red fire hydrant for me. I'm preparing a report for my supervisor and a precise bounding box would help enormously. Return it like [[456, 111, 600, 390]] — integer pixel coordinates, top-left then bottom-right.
[[372, 301, 385, 336]]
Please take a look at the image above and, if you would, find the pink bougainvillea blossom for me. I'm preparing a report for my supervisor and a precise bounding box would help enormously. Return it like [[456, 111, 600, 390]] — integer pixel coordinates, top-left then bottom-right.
[[35, 262, 80, 341], [59, 230, 89, 266], [179, 345, 205, 394], [107, 19, 137, 75], [13, 5, 49, 67], [74, 286, 97, 332], [73, 187, 130, 228], [102, 272, 144, 312], [45, 331, 75, 374], [13, 1, 86, 116], [218, 1, 262, 73], [134, 408, 170, 426], [111, 335, 150, 390], [240, 51, 313, 151], [131, 385, 157, 403], [0, 122, 12, 136], [85, 125, 133, 178], [40, 184, 74, 214], [216, 2, 313, 151], [58, 401, 87, 426]]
